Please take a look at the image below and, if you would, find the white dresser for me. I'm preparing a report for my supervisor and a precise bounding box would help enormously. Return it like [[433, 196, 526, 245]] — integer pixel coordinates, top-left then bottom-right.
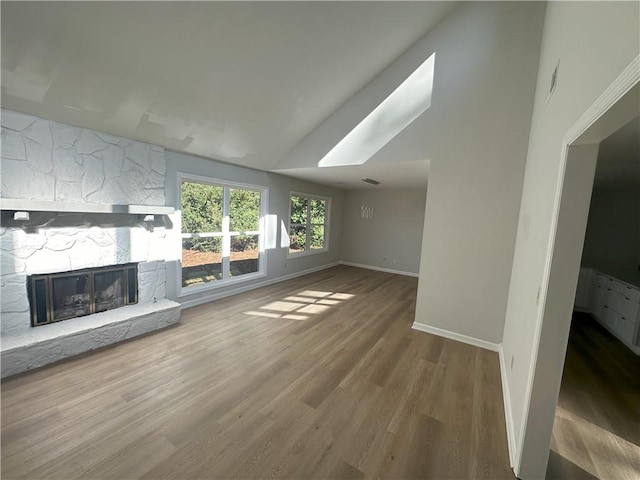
[[575, 267, 640, 354]]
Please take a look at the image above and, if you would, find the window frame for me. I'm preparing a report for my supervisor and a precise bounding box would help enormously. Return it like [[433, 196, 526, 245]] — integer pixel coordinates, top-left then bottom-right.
[[287, 191, 331, 258], [178, 172, 268, 296]]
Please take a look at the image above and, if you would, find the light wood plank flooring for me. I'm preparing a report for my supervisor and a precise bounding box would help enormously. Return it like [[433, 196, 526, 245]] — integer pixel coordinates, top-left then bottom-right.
[[546, 312, 640, 479], [2, 265, 513, 479]]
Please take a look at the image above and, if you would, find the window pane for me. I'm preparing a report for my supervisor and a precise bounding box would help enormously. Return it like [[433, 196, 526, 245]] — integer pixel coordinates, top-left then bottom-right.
[[230, 235, 259, 277], [310, 225, 325, 249], [289, 225, 307, 253], [310, 199, 326, 224], [290, 196, 307, 224], [230, 189, 260, 232], [181, 182, 223, 233], [182, 237, 222, 287]]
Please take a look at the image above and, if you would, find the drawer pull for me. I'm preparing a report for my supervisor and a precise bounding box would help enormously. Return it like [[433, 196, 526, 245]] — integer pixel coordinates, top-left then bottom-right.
[[625, 297, 630, 300]]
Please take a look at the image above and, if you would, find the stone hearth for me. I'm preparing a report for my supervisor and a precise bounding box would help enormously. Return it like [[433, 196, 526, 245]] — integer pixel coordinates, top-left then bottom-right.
[[1, 299, 180, 378]]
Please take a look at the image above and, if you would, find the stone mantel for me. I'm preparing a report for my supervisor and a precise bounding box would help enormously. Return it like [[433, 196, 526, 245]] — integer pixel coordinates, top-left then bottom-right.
[[0, 199, 175, 216]]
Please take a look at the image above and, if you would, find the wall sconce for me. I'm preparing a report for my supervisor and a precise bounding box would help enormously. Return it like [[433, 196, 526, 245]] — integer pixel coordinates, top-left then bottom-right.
[[361, 206, 375, 219]]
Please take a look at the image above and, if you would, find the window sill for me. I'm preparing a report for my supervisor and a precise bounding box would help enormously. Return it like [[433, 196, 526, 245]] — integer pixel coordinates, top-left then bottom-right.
[[179, 270, 266, 298], [287, 248, 329, 259]]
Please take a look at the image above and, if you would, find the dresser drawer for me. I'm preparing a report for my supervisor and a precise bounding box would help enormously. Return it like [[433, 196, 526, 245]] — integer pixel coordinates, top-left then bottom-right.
[[607, 277, 624, 294], [593, 272, 608, 287], [618, 296, 639, 321], [616, 314, 636, 345], [620, 284, 640, 303], [604, 289, 622, 311]]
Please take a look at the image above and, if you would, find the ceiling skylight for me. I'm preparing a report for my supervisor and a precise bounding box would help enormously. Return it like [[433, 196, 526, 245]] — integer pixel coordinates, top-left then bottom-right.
[[318, 53, 435, 168]]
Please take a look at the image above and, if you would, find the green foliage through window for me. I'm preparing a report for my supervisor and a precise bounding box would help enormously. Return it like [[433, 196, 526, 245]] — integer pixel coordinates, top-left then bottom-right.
[[181, 179, 263, 287], [181, 183, 223, 252], [289, 193, 328, 254]]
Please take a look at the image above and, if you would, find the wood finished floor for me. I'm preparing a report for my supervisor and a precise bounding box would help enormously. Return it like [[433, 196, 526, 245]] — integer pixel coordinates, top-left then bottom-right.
[[2, 265, 513, 479], [546, 312, 640, 479]]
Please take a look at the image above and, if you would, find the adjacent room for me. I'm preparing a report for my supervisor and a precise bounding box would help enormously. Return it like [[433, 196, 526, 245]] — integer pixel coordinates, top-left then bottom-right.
[[1, 2, 638, 479], [547, 115, 640, 478]]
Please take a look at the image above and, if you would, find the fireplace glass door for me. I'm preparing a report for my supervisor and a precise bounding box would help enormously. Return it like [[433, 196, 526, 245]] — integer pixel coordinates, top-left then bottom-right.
[[52, 273, 91, 321], [94, 269, 125, 313], [28, 264, 138, 326]]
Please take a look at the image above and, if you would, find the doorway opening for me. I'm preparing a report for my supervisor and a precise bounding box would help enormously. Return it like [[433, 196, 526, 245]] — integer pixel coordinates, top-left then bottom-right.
[[547, 114, 640, 479], [514, 58, 639, 479]]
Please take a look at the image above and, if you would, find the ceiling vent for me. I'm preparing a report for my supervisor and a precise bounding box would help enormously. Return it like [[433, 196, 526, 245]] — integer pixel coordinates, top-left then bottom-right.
[[362, 178, 380, 185]]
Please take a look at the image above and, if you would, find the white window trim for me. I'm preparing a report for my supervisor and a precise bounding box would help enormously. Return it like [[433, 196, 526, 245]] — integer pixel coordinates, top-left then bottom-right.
[[177, 172, 268, 297], [287, 191, 331, 259]]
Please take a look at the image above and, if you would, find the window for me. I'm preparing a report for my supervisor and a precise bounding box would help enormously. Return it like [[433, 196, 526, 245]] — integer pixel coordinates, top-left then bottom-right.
[[180, 175, 266, 290], [289, 193, 329, 256]]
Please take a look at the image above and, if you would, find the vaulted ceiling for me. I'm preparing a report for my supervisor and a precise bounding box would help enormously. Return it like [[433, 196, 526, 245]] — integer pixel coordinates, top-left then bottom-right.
[[1, 2, 458, 189]]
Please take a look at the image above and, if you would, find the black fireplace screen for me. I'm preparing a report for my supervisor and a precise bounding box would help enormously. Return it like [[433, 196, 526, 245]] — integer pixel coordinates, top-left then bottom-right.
[[28, 264, 138, 326]]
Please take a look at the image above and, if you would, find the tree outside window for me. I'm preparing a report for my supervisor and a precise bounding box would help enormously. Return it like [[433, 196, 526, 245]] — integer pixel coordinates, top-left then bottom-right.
[[181, 178, 265, 289], [289, 193, 329, 255]]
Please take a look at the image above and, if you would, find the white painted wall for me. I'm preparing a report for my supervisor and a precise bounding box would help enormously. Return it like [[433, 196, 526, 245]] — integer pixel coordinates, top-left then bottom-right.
[[412, 2, 546, 344], [582, 187, 640, 286], [341, 188, 426, 275], [164, 151, 344, 307], [501, 2, 640, 478]]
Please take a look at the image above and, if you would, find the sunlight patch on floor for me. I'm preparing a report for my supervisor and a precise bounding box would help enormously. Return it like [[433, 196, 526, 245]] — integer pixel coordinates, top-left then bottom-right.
[[284, 296, 317, 303], [553, 406, 640, 479], [316, 299, 341, 306], [297, 304, 330, 314], [243, 290, 355, 321], [260, 301, 307, 312], [298, 290, 333, 298], [328, 293, 355, 300]]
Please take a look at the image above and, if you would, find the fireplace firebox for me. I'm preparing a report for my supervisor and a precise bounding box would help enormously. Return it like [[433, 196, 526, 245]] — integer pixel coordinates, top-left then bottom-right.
[[28, 264, 138, 326]]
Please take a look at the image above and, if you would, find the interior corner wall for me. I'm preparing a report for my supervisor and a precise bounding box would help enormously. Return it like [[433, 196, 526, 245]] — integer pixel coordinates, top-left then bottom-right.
[[164, 151, 344, 307], [581, 187, 640, 285], [341, 188, 427, 275], [500, 2, 640, 479], [413, 1, 546, 344]]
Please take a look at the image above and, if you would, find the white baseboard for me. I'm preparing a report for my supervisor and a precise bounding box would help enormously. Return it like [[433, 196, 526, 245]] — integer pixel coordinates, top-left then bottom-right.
[[178, 262, 341, 310], [340, 261, 419, 278], [499, 345, 517, 469], [411, 322, 500, 352]]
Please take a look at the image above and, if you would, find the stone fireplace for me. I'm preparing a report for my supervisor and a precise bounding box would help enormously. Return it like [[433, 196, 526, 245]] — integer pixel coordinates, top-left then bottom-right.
[[1, 110, 181, 378]]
